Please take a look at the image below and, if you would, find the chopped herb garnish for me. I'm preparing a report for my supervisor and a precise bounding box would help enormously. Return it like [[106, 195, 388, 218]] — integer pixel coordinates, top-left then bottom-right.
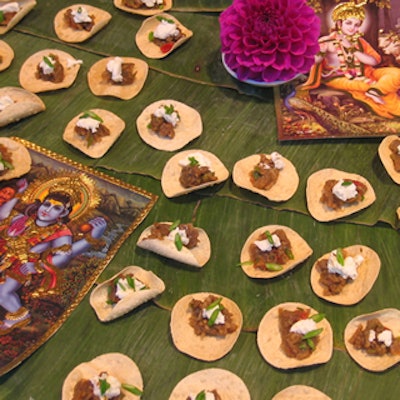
[[206, 297, 223, 310], [99, 378, 111, 396], [79, 110, 103, 122], [265, 230, 274, 244], [310, 313, 325, 323], [43, 56, 54, 68], [174, 232, 183, 251], [169, 220, 181, 231], [126, 275, 135, 290], [122, 383, 143, 396], [265, 263, 283, 271], [285, 248, 294, 260], [195, 390, 206, 400], [341, 180, 353, 186], [208, 308, 221, 326], [0, 11, 4, 24], [156, 16, 174, 23], [302, 328, 323, 340], [117, 280, 126, 291], [0, 155, 13, 170], [164, 104, 175, 114], [188, 156, 199, 167], [148, 31, 154, 41], [336, 248, 345, 266], [77, 6, 82, 13], [306, 338, 315, 349], [237, 260, 253, 267]]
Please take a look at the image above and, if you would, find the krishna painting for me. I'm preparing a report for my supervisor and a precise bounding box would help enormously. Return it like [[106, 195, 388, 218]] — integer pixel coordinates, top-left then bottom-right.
[[276, 0, 400, 139], [0, 138, 156, 375]]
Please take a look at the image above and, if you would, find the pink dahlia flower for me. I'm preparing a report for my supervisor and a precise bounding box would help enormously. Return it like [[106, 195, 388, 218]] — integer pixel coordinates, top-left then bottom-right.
[[220, 0, 321, 83]]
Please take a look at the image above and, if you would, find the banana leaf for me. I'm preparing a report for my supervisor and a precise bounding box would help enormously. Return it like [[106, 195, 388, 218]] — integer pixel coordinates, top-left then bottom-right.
[[0, 1, 399, 399]]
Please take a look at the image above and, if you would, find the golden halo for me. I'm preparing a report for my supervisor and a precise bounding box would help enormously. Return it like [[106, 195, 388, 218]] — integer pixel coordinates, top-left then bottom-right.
[[23, 171, 101, 220]]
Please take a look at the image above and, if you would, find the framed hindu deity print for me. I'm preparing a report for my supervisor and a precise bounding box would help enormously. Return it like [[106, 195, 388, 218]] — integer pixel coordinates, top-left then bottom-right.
[[0, 138, 157, 376], [275, 0, 400, 140]]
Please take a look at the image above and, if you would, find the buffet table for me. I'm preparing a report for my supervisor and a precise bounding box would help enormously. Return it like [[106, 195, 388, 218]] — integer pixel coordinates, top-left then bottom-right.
[[0, 1, 399, 399]]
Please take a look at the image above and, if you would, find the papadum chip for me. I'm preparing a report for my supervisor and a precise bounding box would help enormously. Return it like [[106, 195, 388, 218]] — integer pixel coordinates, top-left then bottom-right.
[[0, 0, 36, 35], [114, 0, 172, 16], [233, 152, 299, 202], [170, 292, 243, 361], [63, 108, 125, 158], [257, 302, 333, 369], [19, 49, 82, 93], [240, 224, 312, 279], [0, 137, 31, 181], [0, 40, 14, 71], [272, 385, 331, 400], [87, 56, 148, 100], [378, 135, 400, 185], [344, 308, 400, 372], [54, 4, 112, 43], [136, 99, 202, 151], [62, 352, 143, 400], [137, 221, 211, 267], [89, 266, 165, 322], [135, 13, 193, 59], [0, 86, 45, 127], [168, 368, 251, 400], [310, 245, 380, 305], [306, 168, 376, 222], [161, 149, 229, 198]]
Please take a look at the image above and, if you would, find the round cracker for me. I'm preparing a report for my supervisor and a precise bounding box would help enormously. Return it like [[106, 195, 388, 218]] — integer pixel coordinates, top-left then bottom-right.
[[0, 137, 31, 181], [168, 368, 251, 400], [89, 266, 165, 322], [257, 302, 333, 369], [63, 108, 125, 159], [0, 0, 36, 35], [54, 4, 112, 43], [114, 0, 172, 16], [240, 225, 313, 279], [161, 149, 229, 198], [87, 56, 148, 100], [137, 221, 211, 267], [272, 385, 331, 400], [135, 13, 193, 59], [170, 292, 243, 361], [0, 86, 45, 127], [62, 352, 143, 400], [136, 99, 202, 151], [233, 153, 299, 202], [306, 168, 376, 222], [310, 245, 380, 305], [0, 40, 14, 71], [19, 49, 81, 93], [378, 135, 400, 185], [344, 308, 400, 372]]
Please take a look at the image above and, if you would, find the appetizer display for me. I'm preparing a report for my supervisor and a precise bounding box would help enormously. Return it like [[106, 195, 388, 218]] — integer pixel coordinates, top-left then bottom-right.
[[310, 245, 381, 305], [170, 292, 243, 361], [161, 150, 229, 198], [0, 137, 31, 181], [271, 385, 331, 400], [87, 56, 149, 100], [62, 353, 143, 399], [232, 152, 299, 202], [114, 0, 172, 16], [257, 302, 333, 369], [136, 99, 203, 151], [137, 220, 211, 267], [240, 224, 313, 279], [306, 168, 376, 222], [135, 13, 193, 59], [89, 266, 165, 322], [54, 4, 112, 43], [0, 0, 36, 35], [0, 86, 45, 127], [378, 135, 400, 185], [344, 308, 400, 371], [63, 108, 125, 158], [0, 40, 14, 71], [168, 368, 251, 400], [19, 49, 82, 93]]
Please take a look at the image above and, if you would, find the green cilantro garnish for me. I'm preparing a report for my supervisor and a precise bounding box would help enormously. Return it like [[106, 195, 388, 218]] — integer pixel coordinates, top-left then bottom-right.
[[126, 275, 135, 290], [310, 313, 325, 323], [188, 156, 199, 167], [341, 180, 353, 186], [156, 16, 174, 23], [195, 390, 206, 400], [121, 383, 143, 396], [174, 232, 183, 251], [77, 6, 82, 13], [79, 110, 103, 123], [164, 104, 175, 114], [0, 154, 13, 171], [169, 220, 181, 231], [99, 378, 111, 396], [117, 280, 126, 291], [336, 248, 345, 266], [148, 31, 154, 41], [43, 56, 54, 68]]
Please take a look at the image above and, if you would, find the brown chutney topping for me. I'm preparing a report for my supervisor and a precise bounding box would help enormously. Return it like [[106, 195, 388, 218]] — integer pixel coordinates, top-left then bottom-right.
[[189, 294, 237, 338], [149, 114, 175, 138], [36, 54, 65, 83], [75, 123, 110, 147], [72, 377, 123, 400], [179, 164, 217, 188], [249, 229, 292, 271], [250, 154, 280, 190], [279, 308, 318, 360], [349, 318, 400, 356], [320, 179, 367, 210], [389, 139, 400, 172], [145, 222, 199, 249], [102, 63, 136, 86], [64, 8, 95, 32]]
